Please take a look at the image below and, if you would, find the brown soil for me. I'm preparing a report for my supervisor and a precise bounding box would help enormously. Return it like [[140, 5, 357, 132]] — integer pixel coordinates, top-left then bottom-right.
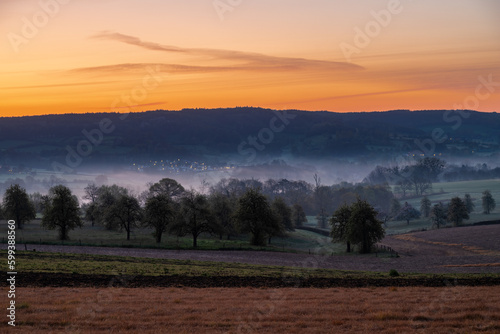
[[7, 272, 500, 288], [383, 224, 500, 264]]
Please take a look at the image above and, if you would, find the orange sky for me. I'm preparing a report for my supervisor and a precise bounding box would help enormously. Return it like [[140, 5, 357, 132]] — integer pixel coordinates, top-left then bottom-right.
[[1, 0, 499, 117]]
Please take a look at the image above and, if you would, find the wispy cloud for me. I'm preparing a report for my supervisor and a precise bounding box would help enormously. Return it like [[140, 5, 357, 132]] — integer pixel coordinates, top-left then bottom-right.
[[1, 80, 121, 90], [90, 32, 365, 73], [105, 101, 166, 111], [321, 88, 430, 101], [68, 63, 236, 75], [286, 88, 430, 106]]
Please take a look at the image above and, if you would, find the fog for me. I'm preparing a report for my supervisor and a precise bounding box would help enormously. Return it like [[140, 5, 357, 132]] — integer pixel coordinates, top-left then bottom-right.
[[1, 153, 498, 204]]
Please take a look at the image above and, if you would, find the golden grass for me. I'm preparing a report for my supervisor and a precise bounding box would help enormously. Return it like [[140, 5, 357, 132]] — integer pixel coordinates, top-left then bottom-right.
[[10, 286, 500, 333]]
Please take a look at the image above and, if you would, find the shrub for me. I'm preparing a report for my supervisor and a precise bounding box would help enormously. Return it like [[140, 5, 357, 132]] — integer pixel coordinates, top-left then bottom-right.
[[389, 269, 400, 277]]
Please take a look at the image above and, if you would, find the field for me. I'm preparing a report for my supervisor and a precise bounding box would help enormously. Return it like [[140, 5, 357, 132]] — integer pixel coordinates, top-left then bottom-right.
[[1, 219, 347, 255], [305, 179, 500, 235], [11, 287, 500, 333], [3, 224, 500, 280], [6, 249, 500, 286], [385, 224, 500, 257], [3, 218, 274, 251], [389, 179, 500, 232], [2, 178, 500, 332]]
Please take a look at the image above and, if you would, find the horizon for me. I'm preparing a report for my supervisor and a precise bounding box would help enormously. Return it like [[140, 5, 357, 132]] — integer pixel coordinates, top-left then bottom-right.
[[0, 106, 496, 119], [1, 0, 499, 117]]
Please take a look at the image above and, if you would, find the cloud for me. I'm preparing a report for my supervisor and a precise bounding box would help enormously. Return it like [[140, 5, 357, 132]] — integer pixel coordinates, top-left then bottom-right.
[[68, 61, 341, 76], [68, 63, 237, 75], [90, 32, 365, 73], [106, 101, 166, 111], [286, 88, 431, 106], [1, 80, 121, 90]]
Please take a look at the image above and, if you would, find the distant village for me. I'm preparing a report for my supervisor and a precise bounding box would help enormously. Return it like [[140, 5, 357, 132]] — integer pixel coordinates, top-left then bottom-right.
[[128, 159, 236, 174]]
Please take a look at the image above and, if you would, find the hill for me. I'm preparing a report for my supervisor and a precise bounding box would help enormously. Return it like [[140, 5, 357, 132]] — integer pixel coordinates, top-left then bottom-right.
[[0, 108, 499, 172]]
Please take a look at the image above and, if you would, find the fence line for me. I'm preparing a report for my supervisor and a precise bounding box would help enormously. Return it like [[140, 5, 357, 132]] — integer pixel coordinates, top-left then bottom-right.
[[375, 243, 399, 257]]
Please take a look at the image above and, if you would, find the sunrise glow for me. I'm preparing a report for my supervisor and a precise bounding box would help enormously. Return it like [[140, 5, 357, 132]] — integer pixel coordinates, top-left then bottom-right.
[[1, 0, 499, 117]]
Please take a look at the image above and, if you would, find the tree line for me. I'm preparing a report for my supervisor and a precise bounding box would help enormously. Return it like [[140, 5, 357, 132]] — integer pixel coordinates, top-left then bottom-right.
[[365, 157, 500, 199], [0, 179, 303, 247], [1, 175, 495, 252], [0, 177, 388, 253], [387, 190, 496, 228], [365, 157, 446, 197]]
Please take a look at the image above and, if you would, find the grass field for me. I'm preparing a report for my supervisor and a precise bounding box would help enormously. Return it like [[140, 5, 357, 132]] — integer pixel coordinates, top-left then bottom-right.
[[0, 219, 275, 251], [305, 179, 500, 235], [388, 179, 500, 234], [401, 179, 500, 212], [4, 250, 498, 280], [12, 286, 500, 333], [3, 251, 367, 278], [0, 219, 347, 254]]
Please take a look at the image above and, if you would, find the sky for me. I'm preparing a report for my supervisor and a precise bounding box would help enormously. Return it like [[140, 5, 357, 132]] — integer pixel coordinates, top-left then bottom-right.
[[1, 0, 499, 117]]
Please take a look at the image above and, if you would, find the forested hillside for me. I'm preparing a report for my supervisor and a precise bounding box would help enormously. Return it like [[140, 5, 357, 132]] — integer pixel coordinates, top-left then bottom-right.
[[0, 108, 499, 171]]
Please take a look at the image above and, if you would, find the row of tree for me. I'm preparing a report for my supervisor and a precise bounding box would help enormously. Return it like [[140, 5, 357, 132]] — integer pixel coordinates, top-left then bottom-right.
[[0, 179, 309, 247], [327, 189, 496, 254], [0, 184, 83, 240], [2, 176, 496, 251], [365, 157, 446, 197], [387, 190, 496, 228], [207, 176, 394, 229], [81, 178, 306, 246]]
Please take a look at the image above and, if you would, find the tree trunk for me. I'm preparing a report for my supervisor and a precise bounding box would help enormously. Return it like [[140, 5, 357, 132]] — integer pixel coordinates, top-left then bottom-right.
[[193, 234, 197, 248], [346, 241, 351, 253], [251, 230, 264, 246], [156, 230, 162, 243], [60, 226, 67, 240], [16, 214, 23, 230]]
